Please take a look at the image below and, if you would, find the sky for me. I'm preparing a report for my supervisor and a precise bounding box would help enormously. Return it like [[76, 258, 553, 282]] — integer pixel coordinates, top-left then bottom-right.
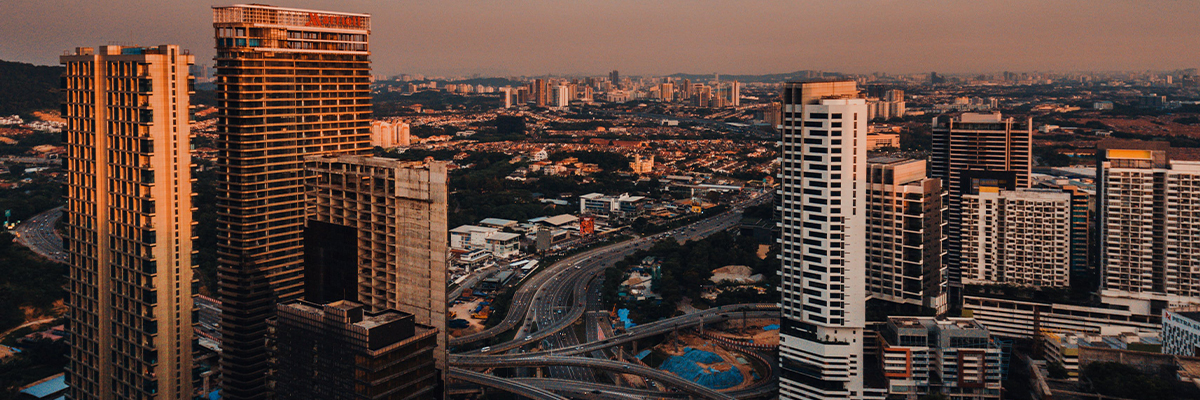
[[3, 0, 1199, 77]]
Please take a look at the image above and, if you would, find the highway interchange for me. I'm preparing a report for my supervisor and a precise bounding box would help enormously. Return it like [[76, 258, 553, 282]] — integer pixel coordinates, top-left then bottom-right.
[[450, 191, 780, 399], [13, 206, 67, 263]]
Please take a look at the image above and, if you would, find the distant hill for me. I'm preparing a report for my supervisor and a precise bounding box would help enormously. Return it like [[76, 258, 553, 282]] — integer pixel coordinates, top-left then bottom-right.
[[667, 70, 845, 83], [0, 60, 62, 116]]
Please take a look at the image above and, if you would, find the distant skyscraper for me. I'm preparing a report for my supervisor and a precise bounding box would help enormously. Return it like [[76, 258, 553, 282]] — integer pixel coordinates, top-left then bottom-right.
[[1098, 147, 1200, 305], [535, 78, 548, 107], [730, 80, 741, 106], [961, 188, 1071, 288], [692, 84, 711, 107], [778, 80, 883, 399], [865, 157, 947, 313], [61, 45, 196, 400], [370, 120, 411, 148], [271, 300, 439, 400], [609, 70, 620, 89], [304, 155, 449, 373], [553, 84, 571, 108], [931, 112, 1031, 310], [212, 5, 373, 399], [659, 82, 674, 102]]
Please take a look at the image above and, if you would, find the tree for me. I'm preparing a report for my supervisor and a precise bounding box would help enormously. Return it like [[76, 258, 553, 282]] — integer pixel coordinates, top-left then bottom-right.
[[495, 115, 526, 136], [1047, 361, 1069, 379]]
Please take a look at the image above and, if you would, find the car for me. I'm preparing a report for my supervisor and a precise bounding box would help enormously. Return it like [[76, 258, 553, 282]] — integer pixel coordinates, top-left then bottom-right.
[[481, 346, 491, 353], [525, 335, 533, 341], [623, 365, 631, 369]]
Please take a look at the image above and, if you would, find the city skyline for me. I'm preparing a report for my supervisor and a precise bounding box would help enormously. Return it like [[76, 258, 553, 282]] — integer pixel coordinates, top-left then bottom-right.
[[2, 1, 1198, 76]]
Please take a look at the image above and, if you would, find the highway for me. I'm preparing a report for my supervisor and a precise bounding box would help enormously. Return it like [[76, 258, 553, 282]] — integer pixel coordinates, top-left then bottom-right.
[[449, 190, 776, 397], [13, 206, 66, 263], [447, 368, 568, 400]]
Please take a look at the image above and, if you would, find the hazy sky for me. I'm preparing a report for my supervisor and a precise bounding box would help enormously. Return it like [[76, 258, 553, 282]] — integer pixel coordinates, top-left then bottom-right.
[[3, 0, 1198, 76]]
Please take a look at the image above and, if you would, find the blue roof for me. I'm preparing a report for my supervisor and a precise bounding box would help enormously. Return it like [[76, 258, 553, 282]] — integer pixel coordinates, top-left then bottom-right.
[[209, 389, 221, 400], [19, 374, 67, 398]]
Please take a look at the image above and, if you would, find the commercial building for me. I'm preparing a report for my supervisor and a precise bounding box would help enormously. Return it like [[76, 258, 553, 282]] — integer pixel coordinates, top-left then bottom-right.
[[1097, 147, 1200, 307], [1041, 330, 1162, 380], [271, 301, 439, 400], [61, 45, 197, 400], [579, 193, 647, 217], [777, 80, 883, 400], [449, 225, 520, 259], [369, 119, 411, 148], [865, 157, 947, 313], [212, 5, 373, 398], [1164, 307, 1200, 357], [962, 295, 1161, 339], [304, 155, 448, 372], [931, 112, 1032, 309], [961, 188, 1071, 288], [876, 317, 1004, 400]]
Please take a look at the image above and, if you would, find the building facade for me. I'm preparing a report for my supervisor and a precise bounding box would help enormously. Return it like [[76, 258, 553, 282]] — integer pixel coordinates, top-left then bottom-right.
[[1163, 307, 1200, 357], [877, 317, 1003, 400], [931, 112, 1032, 309], [961, 188, 1071, 287], [212, 5, 373, 398], [271, 301, 439, 400], [304, 155, 448, 371], [865, 158, 947, 313], [61, 45, 196, 400], [778, 80, 883, 399], [369, 120, 411, 148]]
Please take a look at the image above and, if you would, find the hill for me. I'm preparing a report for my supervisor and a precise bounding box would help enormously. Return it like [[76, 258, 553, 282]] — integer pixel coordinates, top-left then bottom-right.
[[0, 60, 62, 116]]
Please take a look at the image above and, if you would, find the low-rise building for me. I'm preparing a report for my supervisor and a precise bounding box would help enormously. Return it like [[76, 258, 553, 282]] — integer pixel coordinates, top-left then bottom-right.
[[877, 317, 1004, 400], [450, 225, 521, 259], [579, 192, 647, 217], [1042, 329, 1163, 380]]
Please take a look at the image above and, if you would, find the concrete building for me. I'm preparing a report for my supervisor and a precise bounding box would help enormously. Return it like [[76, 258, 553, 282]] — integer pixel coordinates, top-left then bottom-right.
[[659, 82, 674, 102], [1098, 148, 1200, 308], [865, 158, 948, 313], [630, 154, 655, 174], [271, 301, 439, 400], [961, 188, 1071, 287], [1042, 330, 1162, 380], [212, 5, 373, 398], [553, 84, 571, 108], [304, 155, 448, 372], [1163, 307, 1200, 357], [877, 317, 1004, 400], [963, 295, 1161, 339], [931, 112, 1032, 310], [534, 78, 547, 107], [449, 225, 520, 259], [777, 80, 883, 400], [865, 131, 900, 151], [61, 45, 197, 400], [579, 193, 647, 217], [1036, 178, 1096, 289], [370, 120, 411, 148], [730, 80, 741, 107]]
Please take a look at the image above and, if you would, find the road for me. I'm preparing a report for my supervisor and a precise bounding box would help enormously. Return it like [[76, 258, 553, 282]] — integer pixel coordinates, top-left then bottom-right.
[[448, 368, 568, 400], [13, 206, 66, 263], [0, 317, 57, 343]]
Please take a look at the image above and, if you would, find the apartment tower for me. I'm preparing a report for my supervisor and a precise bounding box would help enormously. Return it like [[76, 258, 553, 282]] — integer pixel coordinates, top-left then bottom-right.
[[961, 188, 1071, 287], [1098, 147, 1200, 306], [304, 155, 449, 372], [778, 80, 882, 399], [865, 157, 947, 314], [61, 45, 196, 400], [930, 112, 1031, 309], [212, 5, 372, 399]]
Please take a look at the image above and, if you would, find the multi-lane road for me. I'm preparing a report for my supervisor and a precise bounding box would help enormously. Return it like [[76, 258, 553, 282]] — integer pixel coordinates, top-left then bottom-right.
[[13, 206, 66, 263], [450, 191, 778, 398]]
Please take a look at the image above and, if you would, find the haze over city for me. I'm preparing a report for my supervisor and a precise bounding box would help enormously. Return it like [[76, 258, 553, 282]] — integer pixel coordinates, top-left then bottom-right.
[[2, 0, 1199, 76]]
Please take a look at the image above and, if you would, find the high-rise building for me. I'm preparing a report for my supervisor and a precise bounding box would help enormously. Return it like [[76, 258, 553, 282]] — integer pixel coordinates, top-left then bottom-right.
[[552, 84, 570, 108], [1162, 307, 1200, 357], [730, 80, 741, 106], [777, 80, 883, 400], [1098, 147, 1200, 306], [865, 157, 947, 313], [61, 45, 196, 400], [659, 82, 674, 102], [534, 78, 548, 107], [609, 70, 619, 89], [270, 300, 439, 400], [212, 5, 373, 399], [931, 112, 1032, 310], [1036, 178, 1096, 289], [370, 120, 411, 148], [961, 188, 1071, 288], [692, 84, 711, 107], [304, 155, 449, 373]]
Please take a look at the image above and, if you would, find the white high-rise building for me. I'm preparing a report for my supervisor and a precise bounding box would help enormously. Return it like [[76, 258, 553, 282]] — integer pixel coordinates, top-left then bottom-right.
[[778, 80, 883, 399], [1099, 148, 1200, 306], [370, 120, 411, 148], [730, 80, 741, 106], [553, 84, 571, 108], [961, 188, 1071, 287]]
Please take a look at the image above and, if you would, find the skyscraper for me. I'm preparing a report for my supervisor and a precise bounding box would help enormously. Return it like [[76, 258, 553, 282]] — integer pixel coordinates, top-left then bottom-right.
[[961, 188, 1071, 287], [304, 155, 449, 373], [212, 5, 372, 399], [930, 112, 1031, 310], [61, 45, 196, 400], [778, 81, 882, 399], [865, 157, 947, 313], [609, 70, 619, 89], [1098, 147, 1200, 305], [730, 80, 741, 106], [534, 78, 548, 107]]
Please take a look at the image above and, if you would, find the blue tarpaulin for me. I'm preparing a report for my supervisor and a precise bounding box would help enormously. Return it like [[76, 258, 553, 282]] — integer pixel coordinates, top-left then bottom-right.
[[617, 309, 636, 329], [636, 350, 652, 360], [763, 324, 779, 331], [658, 348, 744, 390]]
